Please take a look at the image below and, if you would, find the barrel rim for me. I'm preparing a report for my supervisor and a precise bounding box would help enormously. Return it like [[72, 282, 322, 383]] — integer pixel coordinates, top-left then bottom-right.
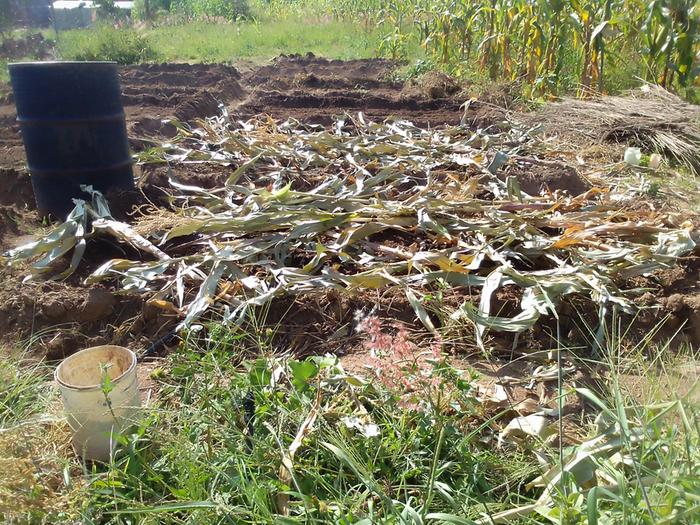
[[55, 345, 137, 392], [9, 60, 118, 68]]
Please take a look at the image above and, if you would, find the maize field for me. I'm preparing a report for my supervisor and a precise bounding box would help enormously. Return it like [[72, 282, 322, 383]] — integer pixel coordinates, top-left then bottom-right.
[[266, 0, 700, 96]]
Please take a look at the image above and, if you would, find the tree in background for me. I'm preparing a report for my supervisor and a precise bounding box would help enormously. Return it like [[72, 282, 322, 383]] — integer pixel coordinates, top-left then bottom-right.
[[170, 0, 250, 21], [0, 0, 13, 40], [95, 0, 133, 24], [134, 0, 173, 21], [95, 0, 121, 20]]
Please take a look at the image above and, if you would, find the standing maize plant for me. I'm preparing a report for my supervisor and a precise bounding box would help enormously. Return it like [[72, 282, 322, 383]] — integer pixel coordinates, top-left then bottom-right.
[[570, 0, 616, 93], [477, 0, 515, 80], [365, 0, 698, 95], [675, 10, 699, 88], [509, 0, 534, 81], [477, 0, 499, 79], [431, 3, 458, 65], [637, 0, 699, 88], [413, 1, 433, 54], [377, 0, 417, 59], [661, 0, 698, 88], [516, 2, 548, 84], [539, 0, 569, 91], [451, 0, 482, 61]]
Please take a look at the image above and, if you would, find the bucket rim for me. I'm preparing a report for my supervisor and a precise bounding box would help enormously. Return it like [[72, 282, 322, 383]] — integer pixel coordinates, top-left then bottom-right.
[[55, 345, 137, 391], [9, 61, 118, 68]]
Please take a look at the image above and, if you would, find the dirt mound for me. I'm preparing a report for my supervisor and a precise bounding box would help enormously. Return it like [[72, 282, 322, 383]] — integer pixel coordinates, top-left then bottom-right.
[[0, 103, 24, 169], [0, 273, 176, 359], [0, 33, 53, 60], [410, 70, 461, 99], [646, 257, 700, 346], [0, 169, 39, 250], [120, 63, 246, 145], [2, 57, 694, 361], [0, 206, 21, 247], [662, 292, 700, 345], [501, 157, 592, 196], [0, 171, 159, 349], [174, 91, 223, 121], [120, 62, 245, 109], [0, 59, 483, 170], [247, 53, 395, 89], [0, 168, 34, 208], [236, 54, 476, 127]]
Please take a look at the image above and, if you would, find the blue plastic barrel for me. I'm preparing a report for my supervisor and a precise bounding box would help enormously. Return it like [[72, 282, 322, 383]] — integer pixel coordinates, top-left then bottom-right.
[[9, 61, 134, 218]]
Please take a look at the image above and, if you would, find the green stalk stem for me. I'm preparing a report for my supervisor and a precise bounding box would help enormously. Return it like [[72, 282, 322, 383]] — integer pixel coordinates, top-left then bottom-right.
[[423, 421, 446, 518]]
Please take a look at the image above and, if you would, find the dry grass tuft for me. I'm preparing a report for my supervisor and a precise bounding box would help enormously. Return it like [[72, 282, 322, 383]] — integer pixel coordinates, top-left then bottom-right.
[[133, 206, 195, 237], [0, 398, 82, 523]]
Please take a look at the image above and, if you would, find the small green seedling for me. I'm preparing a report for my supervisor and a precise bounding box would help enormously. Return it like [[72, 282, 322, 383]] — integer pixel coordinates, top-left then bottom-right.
[[99, 362, 117, 419]]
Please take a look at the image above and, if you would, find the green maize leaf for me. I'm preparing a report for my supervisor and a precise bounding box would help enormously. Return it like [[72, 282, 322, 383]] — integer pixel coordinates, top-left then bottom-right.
[[406, 288, 436, 333]]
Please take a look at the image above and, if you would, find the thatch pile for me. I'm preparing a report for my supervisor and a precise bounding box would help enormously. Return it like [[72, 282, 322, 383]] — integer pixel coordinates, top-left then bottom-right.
[[529, 85, 700, 174]]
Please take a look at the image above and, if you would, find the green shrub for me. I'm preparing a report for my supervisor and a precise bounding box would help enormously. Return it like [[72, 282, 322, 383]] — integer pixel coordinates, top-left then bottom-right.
[[133, 0, 173, 21], [0, 0, 12, 38], [171, 0, 251, 21], [60, 27, 159, 64], [95, 0, 126, 21]]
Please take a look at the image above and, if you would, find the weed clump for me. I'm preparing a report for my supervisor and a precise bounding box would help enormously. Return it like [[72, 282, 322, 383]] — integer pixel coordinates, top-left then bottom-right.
[[62, 27, 158, 64], [358, 315, 445, 398], [170, 0, 251, 21]]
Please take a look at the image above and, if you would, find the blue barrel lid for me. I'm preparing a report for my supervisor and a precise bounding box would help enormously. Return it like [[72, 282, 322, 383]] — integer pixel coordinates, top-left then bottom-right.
[[9, 61, 118, 65]]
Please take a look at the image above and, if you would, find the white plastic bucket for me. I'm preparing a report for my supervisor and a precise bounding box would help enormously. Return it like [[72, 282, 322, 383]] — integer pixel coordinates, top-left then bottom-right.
[[624, 147, 642, 166], [55, 345, 141, 461]]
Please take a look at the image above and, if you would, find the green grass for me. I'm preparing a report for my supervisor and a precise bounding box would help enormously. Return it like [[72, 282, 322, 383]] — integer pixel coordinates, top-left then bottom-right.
[[55, 27, 158, 64], [2, 318, 697, 524], [0, 61, 8, 87], [55, 19, 405, 64], [150, 19, 389, 62], [0, 348, 50, 426], [76, 325, 539, 523]]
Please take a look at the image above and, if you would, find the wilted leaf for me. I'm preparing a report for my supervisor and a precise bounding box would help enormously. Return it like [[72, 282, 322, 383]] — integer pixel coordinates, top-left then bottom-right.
[[498, 414, 555, 446], [406, 288, 436, 333], [3, 115, 696, 345]]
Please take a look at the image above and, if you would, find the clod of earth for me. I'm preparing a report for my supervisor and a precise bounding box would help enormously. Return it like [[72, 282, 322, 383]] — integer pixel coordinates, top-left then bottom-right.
[[3, 112, 698, 352]]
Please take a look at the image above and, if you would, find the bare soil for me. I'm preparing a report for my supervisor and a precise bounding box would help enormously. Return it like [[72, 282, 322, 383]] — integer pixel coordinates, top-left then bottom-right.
[[235, 53, 477, 127], [1, 55, 499, 168]]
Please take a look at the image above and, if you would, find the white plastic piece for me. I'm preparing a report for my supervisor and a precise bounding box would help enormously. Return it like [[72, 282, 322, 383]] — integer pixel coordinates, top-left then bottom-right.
[[649, 153, 662, 169], [55, 345, 140, 461], [624, 147, 642, 166]]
